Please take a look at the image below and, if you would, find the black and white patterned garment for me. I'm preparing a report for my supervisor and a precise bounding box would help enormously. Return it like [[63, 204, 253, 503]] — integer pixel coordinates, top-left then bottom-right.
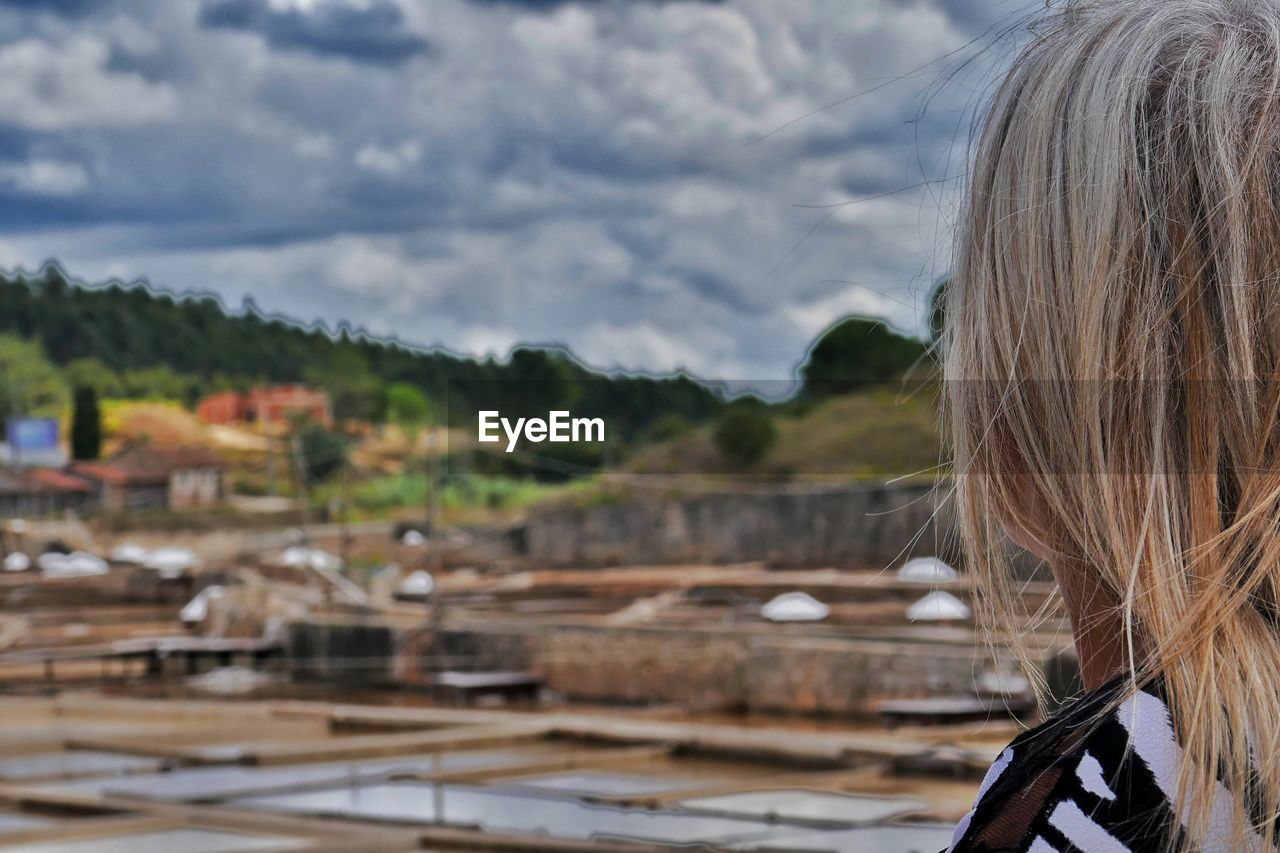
[[946, 677, 1266, 852]]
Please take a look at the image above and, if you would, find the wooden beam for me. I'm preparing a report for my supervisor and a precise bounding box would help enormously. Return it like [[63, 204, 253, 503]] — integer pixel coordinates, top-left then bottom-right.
[[599, 764, 895, 806], [418, 744, 674, 785], [415, 824, 673, 852], [186, 723, 553, 766]]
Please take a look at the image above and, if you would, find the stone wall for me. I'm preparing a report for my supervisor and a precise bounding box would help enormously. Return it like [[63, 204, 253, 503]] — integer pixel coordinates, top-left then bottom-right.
[[743, 636, 986, 714], [418, 621, 991, 715], [284, 596, 1088, 720], [285, 617, 1011, 715], [524, 483, 955, 569]]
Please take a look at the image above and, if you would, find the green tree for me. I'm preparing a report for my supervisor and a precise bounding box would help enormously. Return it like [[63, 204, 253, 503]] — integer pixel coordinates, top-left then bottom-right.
[[63, 358, 123, 399], [713, 398, 777, 467], [0, 335, 68, 426], [303, 348, 383, 423], [384, 382, 431, 428], [120, 365, 198, 403], [297, 421, 349, 484], [646, 412, 694, 443], [502, 347, 583, 415], [0, 265, 727, 457], [70, 386, 102, 460], [798, 316, 926, 401]]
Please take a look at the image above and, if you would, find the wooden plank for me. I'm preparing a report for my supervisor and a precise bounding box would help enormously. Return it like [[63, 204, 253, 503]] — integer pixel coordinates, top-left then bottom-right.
[[415, 825, 672, 852], [52, 693, 280, 722], [1, 786, 427, 851], [544, 717, 931, 767], [271, 700, 941, 766], [189, 723, 553, 766], [877, 696, 1034, 729], [606, 765, 893, 806], [20, 692, 991, 772], [62, 720, 332, 759], [0, 814, 178, 847], [423, 744, 673, 785]]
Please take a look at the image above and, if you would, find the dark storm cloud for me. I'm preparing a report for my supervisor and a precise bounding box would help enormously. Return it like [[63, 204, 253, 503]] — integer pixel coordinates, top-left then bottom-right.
[[0, 0, 1036, 378], [0, 0, 110, 15], [199, 0, 429, 65], [468, 0, 723, 8]]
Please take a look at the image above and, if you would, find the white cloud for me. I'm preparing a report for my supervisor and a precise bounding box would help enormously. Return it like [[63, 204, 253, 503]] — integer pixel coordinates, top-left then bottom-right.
[[0, 239, 26, 270], [783, 285, 918, 343], [0, 0, 1029, 380], [0, 159, 90, 195], [354, 140, 421, 175], [0, 35, 176, 129], [453, 324, 521, 359], [578, 321, 727, 377]]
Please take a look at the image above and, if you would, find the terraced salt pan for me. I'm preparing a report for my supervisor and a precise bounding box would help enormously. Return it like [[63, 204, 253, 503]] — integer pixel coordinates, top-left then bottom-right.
[[0, 750, 162, 780], [235, 781, 797, 846], [235, 781, 951, 851], [502, 770, 704, 797], [728, 822, 958, 852], [36, 749, 534, 800], [0, 813, 53, 834], [1, 828, 307, 853], [677, 789, 925, 825]]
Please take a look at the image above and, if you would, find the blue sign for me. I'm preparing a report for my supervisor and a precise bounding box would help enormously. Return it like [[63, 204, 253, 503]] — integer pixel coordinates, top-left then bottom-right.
[[8, 418, 59, 453]]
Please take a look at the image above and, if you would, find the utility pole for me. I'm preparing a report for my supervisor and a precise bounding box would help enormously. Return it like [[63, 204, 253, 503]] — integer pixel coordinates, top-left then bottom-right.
[[7, 382, 22, 471], [427, 425, 437, 545], [290, 432, 312, 544], [339, 457, 351, 569], [428, 427, 442, 573], [423, 424, 445, 652], [265, 431, 277, 497]]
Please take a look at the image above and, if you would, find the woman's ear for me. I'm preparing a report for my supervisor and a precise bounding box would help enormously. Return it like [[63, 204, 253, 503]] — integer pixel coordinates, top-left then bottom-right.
[[996, 473, 1059, 563]]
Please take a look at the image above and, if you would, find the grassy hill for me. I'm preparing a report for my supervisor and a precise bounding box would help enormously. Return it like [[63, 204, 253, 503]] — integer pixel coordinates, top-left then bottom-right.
[[543, 384, 943, 508]]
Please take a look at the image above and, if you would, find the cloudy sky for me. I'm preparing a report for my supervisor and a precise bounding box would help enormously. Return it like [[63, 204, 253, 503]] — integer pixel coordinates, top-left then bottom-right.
[[0, 0, 1035, 379]]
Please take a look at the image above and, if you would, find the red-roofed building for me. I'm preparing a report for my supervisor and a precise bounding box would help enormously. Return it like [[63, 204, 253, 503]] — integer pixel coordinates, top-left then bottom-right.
[[68, 458, 168, 512], [27, 468, 93, 496], [0, 469, 93, 517], [25, 468, 94, 515], [195, 390, 245, 425], [196, 385, 331, 428], [69, 444, 226, 511], [247, 385, 331, 426], [146, 446, 225, 508]]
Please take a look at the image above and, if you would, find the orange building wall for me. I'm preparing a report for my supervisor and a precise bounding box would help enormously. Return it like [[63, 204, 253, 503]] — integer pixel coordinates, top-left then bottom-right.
[[195, 391, 247, 425], [197, 386, 332, 428]]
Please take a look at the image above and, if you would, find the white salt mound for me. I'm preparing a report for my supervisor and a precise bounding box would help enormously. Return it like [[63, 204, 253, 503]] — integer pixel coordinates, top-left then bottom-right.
[[180, 585, 225, 624], [398, 570, 435, 598], [110, 542, 149, 564], [40, 551, 108, 578], [906, 590, 971, 622], [145, 547, 197, 577], [897, 557, 958, 582], [761, 591, 830, 623]]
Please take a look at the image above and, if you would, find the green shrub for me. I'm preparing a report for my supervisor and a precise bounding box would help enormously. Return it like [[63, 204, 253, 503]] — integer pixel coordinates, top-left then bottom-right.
[[712, 398, 777, 467]]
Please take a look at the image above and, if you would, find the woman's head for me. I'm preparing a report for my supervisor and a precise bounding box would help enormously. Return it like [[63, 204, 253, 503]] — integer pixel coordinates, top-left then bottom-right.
[[948, 0, 1280, 845]]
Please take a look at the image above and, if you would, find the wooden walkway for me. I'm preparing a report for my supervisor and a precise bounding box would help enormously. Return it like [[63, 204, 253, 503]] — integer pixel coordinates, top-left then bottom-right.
[[0, 636, 285, 681]]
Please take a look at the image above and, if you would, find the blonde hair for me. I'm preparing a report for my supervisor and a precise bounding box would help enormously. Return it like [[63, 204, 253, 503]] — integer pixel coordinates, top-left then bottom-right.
[[947, 0, 1280, 848]]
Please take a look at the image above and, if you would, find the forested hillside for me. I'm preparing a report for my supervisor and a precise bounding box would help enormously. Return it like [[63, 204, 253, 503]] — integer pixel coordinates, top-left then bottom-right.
[[0, 264, 724, 440]]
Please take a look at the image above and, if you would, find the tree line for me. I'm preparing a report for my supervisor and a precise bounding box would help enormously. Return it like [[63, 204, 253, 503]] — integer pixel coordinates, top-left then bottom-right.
[[0, 265, 725, 441], [0, 263, 936, 477]]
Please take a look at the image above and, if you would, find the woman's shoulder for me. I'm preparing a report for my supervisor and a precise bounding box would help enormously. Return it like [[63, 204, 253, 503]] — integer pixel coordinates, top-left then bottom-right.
[[946, 678, 1182, 852]]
